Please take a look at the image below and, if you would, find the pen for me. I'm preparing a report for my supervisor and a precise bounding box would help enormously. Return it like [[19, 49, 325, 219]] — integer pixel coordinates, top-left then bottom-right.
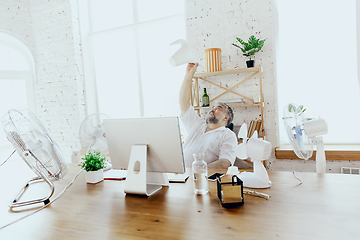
[[104, 177, 126, 181]]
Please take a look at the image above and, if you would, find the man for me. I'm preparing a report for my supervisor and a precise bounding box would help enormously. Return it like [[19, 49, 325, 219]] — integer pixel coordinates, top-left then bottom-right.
[[179, 63, 238, 168]]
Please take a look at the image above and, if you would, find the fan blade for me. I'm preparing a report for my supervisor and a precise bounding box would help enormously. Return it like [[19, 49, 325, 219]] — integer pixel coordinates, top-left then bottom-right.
[[42, 135, 68, 179], [250, 130, 258, 138], [237, 123, 248, 141], [235, 143, 247, 159], [91, 137, 108, 152], [94, 128, 104, 138], [80, 134, 95, 150], [31, 133, 64, 178], [84, 119, 98, 135], [284, 123, 294, 141], [79, 113, 111, 153]]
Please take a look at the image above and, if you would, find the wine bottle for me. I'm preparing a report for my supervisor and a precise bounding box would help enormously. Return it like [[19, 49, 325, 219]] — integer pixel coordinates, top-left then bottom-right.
[[202, 88, 210, 107]]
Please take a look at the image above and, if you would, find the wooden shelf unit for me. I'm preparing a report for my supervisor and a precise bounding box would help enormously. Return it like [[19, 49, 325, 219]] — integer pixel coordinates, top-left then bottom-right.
[[191, 66, 265, 137]]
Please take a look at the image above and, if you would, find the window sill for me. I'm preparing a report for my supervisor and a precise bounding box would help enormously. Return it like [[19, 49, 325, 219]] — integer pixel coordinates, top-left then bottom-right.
[[275, 144, 360, 161]]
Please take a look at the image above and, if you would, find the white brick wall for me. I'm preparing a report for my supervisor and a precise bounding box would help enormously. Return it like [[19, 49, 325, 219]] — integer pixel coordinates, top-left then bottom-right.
[[1, 0, 357, 171], [0, 0, 35, 52], [184, 0, 360, 173], [0, 0, 86, 161], [184, 0, 279, 168], [29, 0, 86, 160]]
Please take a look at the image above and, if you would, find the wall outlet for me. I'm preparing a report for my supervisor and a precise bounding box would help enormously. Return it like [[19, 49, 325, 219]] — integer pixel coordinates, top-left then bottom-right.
[[341, 167, 360, 175]]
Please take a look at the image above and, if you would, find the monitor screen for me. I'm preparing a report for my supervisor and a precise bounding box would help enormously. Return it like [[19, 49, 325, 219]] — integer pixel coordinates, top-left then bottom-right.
[[103, 117, 185, 174]]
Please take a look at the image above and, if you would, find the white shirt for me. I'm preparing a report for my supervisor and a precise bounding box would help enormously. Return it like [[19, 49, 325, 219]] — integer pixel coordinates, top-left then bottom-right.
[[180, 106, 238, 167]]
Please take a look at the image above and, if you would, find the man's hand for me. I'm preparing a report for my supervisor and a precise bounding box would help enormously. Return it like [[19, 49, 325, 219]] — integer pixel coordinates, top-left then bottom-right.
[[208, 159, 231, 169], [185, 63, 199, 77]]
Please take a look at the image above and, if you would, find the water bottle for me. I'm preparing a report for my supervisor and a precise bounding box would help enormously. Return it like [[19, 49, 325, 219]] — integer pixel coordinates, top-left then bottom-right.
[[192, 153, 209, 195]]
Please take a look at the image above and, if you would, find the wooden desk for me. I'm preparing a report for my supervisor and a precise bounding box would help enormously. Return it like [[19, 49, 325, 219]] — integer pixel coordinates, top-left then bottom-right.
[[0, 160, 359, 240]]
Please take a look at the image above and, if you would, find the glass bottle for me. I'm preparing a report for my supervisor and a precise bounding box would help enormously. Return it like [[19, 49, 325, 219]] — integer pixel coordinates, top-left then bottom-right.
[[192, 153, 209, 195], [202, 88, 210, 107]]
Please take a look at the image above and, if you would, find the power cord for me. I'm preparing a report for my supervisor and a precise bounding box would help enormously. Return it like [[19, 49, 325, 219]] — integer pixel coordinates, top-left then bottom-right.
[[243, 171, 303, 200], [0, 150, 16, 167], [0, 169, 83, 231], [293, 171, 303, 185]]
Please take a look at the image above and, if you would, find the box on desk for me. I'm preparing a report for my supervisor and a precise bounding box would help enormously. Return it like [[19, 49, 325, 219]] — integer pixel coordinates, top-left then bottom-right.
[[217, 175, 244, 208]]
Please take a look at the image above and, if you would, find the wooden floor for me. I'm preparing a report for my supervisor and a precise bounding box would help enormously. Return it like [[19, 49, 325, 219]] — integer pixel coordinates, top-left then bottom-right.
[[0, 160, 359, 240]]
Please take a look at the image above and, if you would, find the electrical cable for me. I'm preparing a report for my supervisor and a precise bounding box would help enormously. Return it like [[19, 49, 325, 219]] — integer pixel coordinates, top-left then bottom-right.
[[0, 150, 16, 167], [293, 171, 302, 185], [0, 169, 83, 231], [243, 171, 303, 200]]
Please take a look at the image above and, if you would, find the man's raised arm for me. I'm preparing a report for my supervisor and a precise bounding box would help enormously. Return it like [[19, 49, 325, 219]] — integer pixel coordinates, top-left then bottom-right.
[[179, 63, 198, 115]]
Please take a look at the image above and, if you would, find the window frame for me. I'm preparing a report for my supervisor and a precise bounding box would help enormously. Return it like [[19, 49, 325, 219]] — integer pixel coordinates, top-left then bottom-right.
[[274, 0, 360, 146], [0, 32, 36, 147], [78, 0, 186, 117]]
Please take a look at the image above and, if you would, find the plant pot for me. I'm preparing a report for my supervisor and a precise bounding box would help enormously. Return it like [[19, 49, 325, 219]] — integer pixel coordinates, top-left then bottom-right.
[[85, 169, 104, 184], [246, 60, 254, 68]]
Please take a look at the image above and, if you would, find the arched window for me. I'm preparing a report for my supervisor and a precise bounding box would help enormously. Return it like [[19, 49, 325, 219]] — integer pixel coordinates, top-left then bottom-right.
[[0, 32, 35, 153]]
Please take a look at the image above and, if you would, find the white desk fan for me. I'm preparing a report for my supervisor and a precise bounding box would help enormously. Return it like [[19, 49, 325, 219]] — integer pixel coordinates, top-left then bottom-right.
[[236, 123, 272, 188], [79, 113, 112, 170], [1, 108, 68, 208], [282, 103, 328, 173]]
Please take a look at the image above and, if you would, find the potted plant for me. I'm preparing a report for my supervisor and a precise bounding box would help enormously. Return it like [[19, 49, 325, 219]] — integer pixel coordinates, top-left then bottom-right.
[[79, 151, 106, 184], [232, 35, 266, 68]]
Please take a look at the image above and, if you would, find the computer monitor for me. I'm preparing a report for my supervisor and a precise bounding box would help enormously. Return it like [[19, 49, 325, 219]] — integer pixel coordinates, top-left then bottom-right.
[[103, 116, 185, 196]]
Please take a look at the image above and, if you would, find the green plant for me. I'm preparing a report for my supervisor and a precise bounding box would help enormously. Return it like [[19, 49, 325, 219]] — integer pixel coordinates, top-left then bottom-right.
[[232, 35, 266, 60], [78, 151, 106, 172]]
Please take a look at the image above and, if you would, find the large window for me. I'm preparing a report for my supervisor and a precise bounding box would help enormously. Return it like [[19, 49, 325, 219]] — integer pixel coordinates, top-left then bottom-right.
[[0, 32, 35, 159], [276, 0, 360, 144], [80, 0, 186, 119]]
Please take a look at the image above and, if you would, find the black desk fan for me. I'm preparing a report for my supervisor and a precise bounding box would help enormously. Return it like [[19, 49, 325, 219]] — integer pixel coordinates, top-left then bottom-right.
[[1, 108, 68, 208]]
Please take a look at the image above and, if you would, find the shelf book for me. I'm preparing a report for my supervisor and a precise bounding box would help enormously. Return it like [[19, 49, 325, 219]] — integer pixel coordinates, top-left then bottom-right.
[[247, 120, 262, 138]]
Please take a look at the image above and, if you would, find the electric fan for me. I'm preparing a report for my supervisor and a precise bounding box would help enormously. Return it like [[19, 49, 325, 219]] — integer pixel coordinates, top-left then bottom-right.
[[282, 103, 328, 173], [1, 108, 68, 208], [79, 113, 111, 170], [235, 123, 272, 188]]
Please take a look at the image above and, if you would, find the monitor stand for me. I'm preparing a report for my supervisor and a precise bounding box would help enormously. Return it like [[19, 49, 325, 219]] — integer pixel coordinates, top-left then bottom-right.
[[124, 144, 169, 196]]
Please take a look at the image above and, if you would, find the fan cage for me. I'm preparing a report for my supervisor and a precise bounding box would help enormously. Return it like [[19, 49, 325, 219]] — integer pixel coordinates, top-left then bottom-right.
[[79, 113, 110, 153], [283, 103, 313, 160], [1, 108, 68, 180]]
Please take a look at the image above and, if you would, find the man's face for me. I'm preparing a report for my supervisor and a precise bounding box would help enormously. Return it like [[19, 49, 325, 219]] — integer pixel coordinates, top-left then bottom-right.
[[206, 105, 227, 124]]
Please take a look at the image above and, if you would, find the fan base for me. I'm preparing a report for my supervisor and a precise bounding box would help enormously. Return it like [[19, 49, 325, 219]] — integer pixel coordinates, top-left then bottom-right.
[[238, 172, 271, 188]]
